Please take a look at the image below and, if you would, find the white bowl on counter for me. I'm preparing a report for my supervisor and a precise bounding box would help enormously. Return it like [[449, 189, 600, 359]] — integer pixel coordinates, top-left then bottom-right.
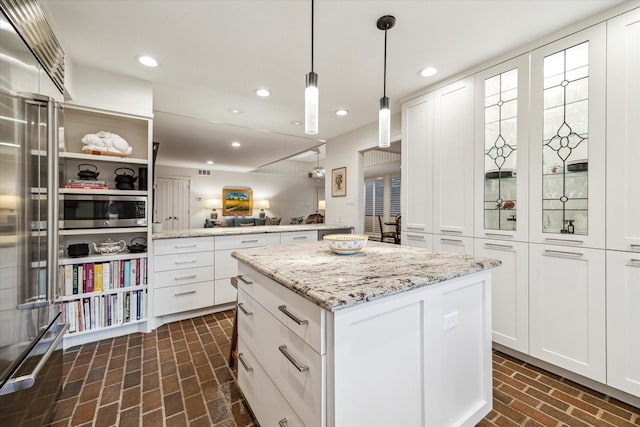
[[323, 234, 368, 255]]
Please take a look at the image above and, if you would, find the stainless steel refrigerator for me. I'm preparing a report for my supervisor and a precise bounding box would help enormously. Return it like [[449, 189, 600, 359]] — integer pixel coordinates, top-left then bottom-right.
[[0, 89, 66, 424]]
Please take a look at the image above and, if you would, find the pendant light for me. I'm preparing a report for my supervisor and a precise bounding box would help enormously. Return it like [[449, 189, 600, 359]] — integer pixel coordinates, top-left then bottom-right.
[[377, 15, 395, 148], [305, 0, 318, 135]]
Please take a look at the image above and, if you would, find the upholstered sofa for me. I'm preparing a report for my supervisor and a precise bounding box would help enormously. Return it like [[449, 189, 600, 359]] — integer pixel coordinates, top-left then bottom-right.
[[204, 217, 282, 228]]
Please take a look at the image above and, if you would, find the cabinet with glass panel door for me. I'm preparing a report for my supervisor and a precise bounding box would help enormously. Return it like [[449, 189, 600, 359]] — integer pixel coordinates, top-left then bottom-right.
[[474, 54, 529, 243], [529, 24, 605, 248]]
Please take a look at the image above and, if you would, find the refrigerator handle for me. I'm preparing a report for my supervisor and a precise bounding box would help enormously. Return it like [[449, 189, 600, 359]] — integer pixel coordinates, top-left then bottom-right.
[[0, 322, 67, 396], [46, 102, 60, 303]]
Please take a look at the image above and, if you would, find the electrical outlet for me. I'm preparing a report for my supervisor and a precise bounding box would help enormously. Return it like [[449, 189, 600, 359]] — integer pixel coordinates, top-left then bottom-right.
[[443, 311, 459, 331]]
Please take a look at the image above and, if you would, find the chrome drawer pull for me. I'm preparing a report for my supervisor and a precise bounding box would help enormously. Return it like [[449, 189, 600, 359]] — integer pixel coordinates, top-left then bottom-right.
[[406, 226, 424, 230], [407, 234, 424, 239], [174, 290, 196, 296], [484, 243, 514, 251], [241, 239, 259, 244], [440, 238, 463, 245], [174, 244, 197, 249], [485, 232, 512, 238], [237, 275, 253, 285], [238, 353, 253, 372], [174, 259, 197, 264], [626, 259, 640, 268], [279, 418, 288, 427], [278, 305, 308, 325], [543, 250, 583, 258], [237, 302, 252, 316], [544, 238, 583, 245], [278, 345, 309, 372], [174, 274, 197, 281], [293, 236, 307, 240], [630, 244, 640, 252], [441, 228, 462, 234]]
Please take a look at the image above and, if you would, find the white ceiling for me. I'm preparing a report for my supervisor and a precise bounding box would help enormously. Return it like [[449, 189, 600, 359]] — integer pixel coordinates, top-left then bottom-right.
[[41, 0, 623, 172]]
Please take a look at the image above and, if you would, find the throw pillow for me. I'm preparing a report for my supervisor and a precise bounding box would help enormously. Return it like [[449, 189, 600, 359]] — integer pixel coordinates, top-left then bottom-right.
[[255, 218, 266, 226], [214, 219, 228, 227], [265, 217, 281, 225], [239, 222, 254, 227]]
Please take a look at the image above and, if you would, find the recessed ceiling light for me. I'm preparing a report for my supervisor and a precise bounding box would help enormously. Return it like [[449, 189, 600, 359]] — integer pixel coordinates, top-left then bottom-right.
[[229, 108, 243, 114], [231, 142, 241, 147], [419, 67, 437, 77], [137, 55, 159, 67], [206, 160, 214, 165], [255, 88, 271, 97], [335, 109, 349, 116], [290, 121, 302, 126]]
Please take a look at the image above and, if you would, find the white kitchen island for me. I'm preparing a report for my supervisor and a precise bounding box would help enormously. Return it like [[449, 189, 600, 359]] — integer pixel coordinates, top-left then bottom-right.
[[232, 241, 500, 427]]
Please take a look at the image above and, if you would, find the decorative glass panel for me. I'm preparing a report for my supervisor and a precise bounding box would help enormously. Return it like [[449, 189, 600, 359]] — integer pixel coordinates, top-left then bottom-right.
[[542, 42, 588, 235], [484, 68, 518, 231]]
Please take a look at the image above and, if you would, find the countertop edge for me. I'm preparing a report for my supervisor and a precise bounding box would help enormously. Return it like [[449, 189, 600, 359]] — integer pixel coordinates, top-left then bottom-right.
[[152, 224, 353, 240]]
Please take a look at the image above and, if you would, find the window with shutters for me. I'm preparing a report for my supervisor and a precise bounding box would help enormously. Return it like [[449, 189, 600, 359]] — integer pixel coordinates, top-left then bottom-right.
[[364, 176, 400, 234], [390, 175, 401, 216]]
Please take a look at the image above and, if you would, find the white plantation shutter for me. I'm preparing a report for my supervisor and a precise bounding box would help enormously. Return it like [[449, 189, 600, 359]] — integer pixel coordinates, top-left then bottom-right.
[[390, 175, 401, 216]]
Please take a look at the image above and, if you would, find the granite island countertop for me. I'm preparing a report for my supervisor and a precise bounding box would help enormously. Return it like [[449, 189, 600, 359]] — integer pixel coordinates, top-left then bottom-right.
[[232, 241, 501, 312], [152, 223, 353, 240]]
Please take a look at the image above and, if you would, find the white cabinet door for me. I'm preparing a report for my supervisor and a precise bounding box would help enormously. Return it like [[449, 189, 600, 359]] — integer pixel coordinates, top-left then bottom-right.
[[433, 76, 475, 237], [432, 235, 473, 256], [401, 232, 432, 249], [156, 177, 190, 231], [606, 250, 640, 397], [529, 24, 606, 248], [607, 9, 640, 252], [474, 54, 529, 243], [474, 239, 528, 353], [402, 92, 434, 234], [529, 243, 605, 382]]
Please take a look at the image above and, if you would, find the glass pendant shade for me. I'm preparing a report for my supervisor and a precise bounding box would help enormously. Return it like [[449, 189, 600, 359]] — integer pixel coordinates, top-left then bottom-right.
[[305, 71, 318, 135], [379, 96, 390, 148]]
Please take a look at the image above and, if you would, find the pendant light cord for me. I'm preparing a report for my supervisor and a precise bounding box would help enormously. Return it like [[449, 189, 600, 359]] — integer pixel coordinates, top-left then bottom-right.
[[311, 0, 314, 72], [383, 29, 387, 97]]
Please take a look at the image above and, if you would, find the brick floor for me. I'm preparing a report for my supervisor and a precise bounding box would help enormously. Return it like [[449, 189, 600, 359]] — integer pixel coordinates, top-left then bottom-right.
[[47, 311, 640, 426]]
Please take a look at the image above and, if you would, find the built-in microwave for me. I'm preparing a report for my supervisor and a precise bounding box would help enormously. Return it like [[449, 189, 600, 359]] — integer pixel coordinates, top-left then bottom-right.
[[60, 194, 147, 229]]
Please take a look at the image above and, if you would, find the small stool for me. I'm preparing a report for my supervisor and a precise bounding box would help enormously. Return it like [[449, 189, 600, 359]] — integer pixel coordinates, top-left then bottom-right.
[[228, 276, 239, 367]]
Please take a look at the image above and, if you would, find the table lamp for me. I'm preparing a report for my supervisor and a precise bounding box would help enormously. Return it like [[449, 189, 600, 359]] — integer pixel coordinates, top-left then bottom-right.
[[256, 200, 270, 218], [206, 198, 222, 219]]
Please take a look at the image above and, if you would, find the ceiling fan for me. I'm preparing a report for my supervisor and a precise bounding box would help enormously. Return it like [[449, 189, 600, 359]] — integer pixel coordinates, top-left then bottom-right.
[[308, 148, 325, 178]]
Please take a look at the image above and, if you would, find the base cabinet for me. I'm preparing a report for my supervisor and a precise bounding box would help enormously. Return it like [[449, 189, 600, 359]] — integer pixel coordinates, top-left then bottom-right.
[[529, 244, 605, 382], [401, 232, 433, 249], [237, 263, 492, 427], [433, 235, 474, 256], [606, 251, 640, 397], [474, 239, 528, 353]]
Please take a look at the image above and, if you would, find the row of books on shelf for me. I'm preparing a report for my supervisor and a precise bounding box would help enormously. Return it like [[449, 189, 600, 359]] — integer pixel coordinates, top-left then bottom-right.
[[63, 289, 146, 334], [62, 258, 148, 295], [63, 179, 109, 190]]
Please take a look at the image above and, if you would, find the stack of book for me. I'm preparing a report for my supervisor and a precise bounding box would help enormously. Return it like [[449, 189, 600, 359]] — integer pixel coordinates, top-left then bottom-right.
[[64, 179, 109, 190]]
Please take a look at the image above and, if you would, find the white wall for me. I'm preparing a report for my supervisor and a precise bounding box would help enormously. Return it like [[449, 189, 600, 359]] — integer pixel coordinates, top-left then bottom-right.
[[155, 165, 323, 229], [64, 62, 153, 117], [324, 113, 401, 233]]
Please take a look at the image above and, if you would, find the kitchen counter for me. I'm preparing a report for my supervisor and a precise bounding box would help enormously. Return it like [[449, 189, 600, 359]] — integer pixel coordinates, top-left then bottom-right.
[[232, 240, 500, 311], [152, 223, 352, 240], [234, 240, 499, 426]]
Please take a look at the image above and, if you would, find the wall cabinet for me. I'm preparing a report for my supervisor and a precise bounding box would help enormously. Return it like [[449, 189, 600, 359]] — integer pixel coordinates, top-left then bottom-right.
[[474, 54, 529, 243], [474, 239, 528, 353], [529, 24, 606, 248], [433, 76, 475, 238], [401, 92, 434, 235], [606, 250, 640, 397], [529, 243, 605, 382], [606, 9, 640, 252]]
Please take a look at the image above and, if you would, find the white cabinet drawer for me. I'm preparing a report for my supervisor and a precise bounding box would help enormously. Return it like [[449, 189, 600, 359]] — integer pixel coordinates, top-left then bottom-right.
[[214, 249, 236, 280], [238, 263, 325, 354], [154, 251, 213, 272], [214, 278, 237, 305], [402, 232, 433, 249], [154, 266, 214, 289], [153, 237, 214, 255], [237, 338, 305, 427], [215, 233, 280, 250], [154, 281, 214, 316], [433, 234, 474, 256], [281, 230, 317, 244], [238, 290, 324, 427]]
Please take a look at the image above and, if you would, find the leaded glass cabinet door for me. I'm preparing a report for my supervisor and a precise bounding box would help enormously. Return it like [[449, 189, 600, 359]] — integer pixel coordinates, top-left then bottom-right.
[[474, 54, 529, 242], [529, 24, 605, 247]]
